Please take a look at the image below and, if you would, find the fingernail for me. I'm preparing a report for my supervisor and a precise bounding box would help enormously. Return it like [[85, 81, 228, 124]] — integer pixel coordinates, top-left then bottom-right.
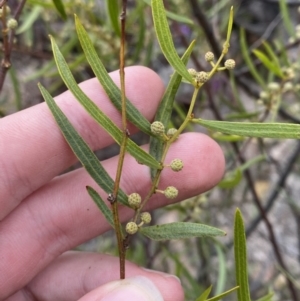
[[141, 268, 181, 284], [100, 276, 163, 301]]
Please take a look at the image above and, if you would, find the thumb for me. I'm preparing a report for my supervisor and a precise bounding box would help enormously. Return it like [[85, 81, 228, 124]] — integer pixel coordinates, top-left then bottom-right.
[[78, 276, 164, 301]]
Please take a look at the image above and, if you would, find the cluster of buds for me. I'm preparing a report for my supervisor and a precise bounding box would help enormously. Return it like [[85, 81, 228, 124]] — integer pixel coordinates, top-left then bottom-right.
[[125, 211, 152, 235], [188, 52, 236, 87], [0, 6, 18, 30], [188, 68, 209, 86]]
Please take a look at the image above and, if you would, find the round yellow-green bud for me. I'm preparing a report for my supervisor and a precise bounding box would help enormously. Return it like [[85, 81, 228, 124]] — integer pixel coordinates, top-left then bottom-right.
[[167, 128, 177, 138], [150, 121, 165, 135], [128, 193, 141, 209], [5, 6, 11, 15], [170, 158, 183, 172], [125, 222, 138, 235], [196, 71, 209, 83], [205, 51, 214, 62], [0, 6, 11, 17], [224, 59, 236, 70], [140, 212, 151, 224], [7, 18, 18, 29], [268, 82, 280, 92], [259, 91, 269, 100], [188, 68, 197, 77], [164, 186, 178, 199]]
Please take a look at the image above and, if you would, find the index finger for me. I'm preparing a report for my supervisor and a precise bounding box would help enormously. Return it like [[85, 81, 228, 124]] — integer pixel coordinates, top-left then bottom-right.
[[0, 66, 165, 220]]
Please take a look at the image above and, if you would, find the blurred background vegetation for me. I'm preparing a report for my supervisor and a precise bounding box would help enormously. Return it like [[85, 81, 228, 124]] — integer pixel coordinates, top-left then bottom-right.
[[1, 0, 300, 300]]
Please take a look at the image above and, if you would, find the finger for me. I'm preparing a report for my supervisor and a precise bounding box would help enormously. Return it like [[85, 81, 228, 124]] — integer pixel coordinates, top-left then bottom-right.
[[0, 132, 225, 299], [0, 66, 164, 220], [5, 251, 183, 301]]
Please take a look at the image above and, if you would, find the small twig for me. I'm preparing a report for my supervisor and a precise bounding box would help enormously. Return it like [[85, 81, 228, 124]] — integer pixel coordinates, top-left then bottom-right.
[[111, 0, 128, 280], [0, 0, 27, 93]]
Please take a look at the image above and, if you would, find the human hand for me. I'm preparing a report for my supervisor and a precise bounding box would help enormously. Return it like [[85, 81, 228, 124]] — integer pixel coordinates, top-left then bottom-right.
[[0, 66, 225, 301]]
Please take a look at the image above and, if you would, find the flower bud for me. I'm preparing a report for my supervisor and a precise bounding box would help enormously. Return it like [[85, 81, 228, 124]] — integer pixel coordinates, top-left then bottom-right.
[[196, 71, 209, 84], [164, 186, 178, 199], [140, 212, 151, 224], [128, 193, 142, 209], [167, 128, 178, 138], [259, 91, 269, 100], [188, 68, 197, 77], [268, 82, 280, 92], [205, 51, 214, 62], [170, 159, 183, 172], [150, 121, 165, 135], [224, 59, 236, 70], [7, 18, 18, 29], [126, 222, 138, 235]]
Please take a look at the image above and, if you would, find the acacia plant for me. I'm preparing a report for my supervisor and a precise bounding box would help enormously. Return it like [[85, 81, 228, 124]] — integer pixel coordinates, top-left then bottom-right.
[[38, 0, 300, 300]]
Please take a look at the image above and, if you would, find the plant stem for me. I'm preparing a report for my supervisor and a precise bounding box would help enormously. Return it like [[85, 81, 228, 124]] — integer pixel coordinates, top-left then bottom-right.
[[0, 0, 27, 93], [111, 0, 128, 280]]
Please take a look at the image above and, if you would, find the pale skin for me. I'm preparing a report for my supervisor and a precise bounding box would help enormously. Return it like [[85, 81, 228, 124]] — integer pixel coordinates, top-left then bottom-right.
[[0, 66, 225, 301]]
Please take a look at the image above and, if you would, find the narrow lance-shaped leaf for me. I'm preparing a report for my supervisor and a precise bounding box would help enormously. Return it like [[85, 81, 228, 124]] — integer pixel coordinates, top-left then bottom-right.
[[142, 0, 193, 25], [75, 16, 153, 137], [50, 36, 161, 169], [39, 83, 129, 207], [252, 49, 283, 78], [86, 186, 115, 228], [149, 40, 195, 178], [151, 0, 193, 83], [206, 286, 239, 301], [263, 41, 283, 74], [52, 0, 67, 20], [106, 0, 120, 37], [193, 119, 300, 139], [234, 209, 251, 301], [240, 28, 266, 89], [140, 222, 226, 241], [195, 286, 212, 301], [255, 292, 274, 301]]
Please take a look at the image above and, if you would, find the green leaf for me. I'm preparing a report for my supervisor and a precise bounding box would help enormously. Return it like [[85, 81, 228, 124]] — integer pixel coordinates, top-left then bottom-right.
[[206, 286, 239, 301], [218, 168, 242, 189], [263, 42, 282, 73], [234, 209, 251, 301], [212, 132, 244, 142], [255, 292, 274, 301], [252, 49, 283, 78], [142, 0, 193, 25], [195, 286, 212, 301], [214, 242, 227, 295], [240, 28, 266, 88], [106, 0, 120, 36], [38, 83, 129, 207], [86, 186, 114, 228], [279, 0, 295, 38], [149, 40, 195, 178], [151, 0, 193, 83], [193, 119, 300, 139], [50, 36, 161, 169], [16, 6, 43, 34], [140, 222, 226, 241], [52, 0, 67, 20], [74, 16, 154, 137]]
